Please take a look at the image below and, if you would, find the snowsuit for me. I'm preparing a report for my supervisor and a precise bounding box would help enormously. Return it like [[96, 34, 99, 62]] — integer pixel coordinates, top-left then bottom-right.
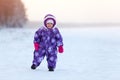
[[32, 14, 63, 69]]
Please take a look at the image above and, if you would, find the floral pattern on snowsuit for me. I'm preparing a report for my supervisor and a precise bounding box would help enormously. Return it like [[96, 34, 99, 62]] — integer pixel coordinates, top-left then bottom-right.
[[32, 27, 63, 69]]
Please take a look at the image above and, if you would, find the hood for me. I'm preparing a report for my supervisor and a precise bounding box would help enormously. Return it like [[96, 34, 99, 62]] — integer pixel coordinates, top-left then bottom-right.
[[44, 14, 56, 28]]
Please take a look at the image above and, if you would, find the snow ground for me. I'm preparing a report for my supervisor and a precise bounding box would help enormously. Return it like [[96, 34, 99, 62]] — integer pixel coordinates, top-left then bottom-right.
[[0, 26, 120, 80]]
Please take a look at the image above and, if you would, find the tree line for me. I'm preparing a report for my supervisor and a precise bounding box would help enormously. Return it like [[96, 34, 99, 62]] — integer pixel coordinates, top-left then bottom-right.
[[0, 0, 27, 27]]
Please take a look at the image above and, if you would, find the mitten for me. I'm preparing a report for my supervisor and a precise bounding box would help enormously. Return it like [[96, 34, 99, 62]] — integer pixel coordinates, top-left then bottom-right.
[[58, 45, 64, 53], [34, 43, 39, 51]]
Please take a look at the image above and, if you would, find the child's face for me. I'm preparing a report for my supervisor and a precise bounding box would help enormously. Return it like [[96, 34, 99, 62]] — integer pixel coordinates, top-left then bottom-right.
[[46, 23, 54, 29]]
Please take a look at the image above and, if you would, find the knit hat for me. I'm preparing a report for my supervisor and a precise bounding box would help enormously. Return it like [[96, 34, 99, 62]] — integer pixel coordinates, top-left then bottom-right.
[[46, 19, 54, 24], [44, 14, 56, 27]]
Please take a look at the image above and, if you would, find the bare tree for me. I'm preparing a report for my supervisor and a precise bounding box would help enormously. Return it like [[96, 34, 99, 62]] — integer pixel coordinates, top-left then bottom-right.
[[0, 0, 27, 27]]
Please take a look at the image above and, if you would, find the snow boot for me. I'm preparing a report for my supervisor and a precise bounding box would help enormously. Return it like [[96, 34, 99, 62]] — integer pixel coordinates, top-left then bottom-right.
[[48, 67, 54, 71], [31, 64, 37, 70]]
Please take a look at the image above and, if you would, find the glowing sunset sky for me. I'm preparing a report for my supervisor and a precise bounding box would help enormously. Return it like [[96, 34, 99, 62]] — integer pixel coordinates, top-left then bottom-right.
[[22, 0, 120, 23]]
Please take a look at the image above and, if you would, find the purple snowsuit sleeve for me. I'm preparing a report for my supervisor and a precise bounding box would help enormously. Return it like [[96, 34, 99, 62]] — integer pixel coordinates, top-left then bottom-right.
[[33, 28, 42, 43], [54, 28, 63, 47]]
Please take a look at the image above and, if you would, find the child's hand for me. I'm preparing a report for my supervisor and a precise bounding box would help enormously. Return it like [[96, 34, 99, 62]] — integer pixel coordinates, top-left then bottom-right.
[[34, 43, 39, 51], [58, 46, 64, 53]]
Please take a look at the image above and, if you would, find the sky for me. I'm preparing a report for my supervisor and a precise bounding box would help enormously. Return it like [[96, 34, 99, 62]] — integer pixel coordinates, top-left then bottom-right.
[[22, 0, 120, 23]]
